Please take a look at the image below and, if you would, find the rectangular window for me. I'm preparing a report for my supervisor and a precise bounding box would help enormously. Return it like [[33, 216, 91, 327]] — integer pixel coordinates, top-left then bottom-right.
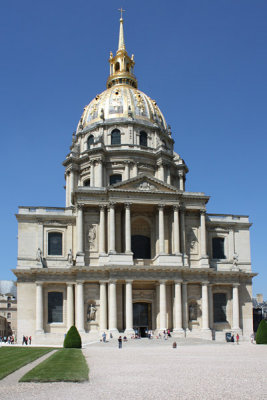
[[48, 292, 63, 323], [48, 232, 62, 255], [212, 237, 226, 259], [213, 293, 227, 322]]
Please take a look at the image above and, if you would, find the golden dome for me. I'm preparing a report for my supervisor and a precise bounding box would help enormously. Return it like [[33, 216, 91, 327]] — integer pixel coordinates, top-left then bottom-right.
[[80, 86, 167, 131]]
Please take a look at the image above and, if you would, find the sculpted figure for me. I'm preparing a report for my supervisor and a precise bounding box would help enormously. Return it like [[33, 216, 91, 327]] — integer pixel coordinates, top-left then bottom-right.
[[67, 249, 73, 265], [87, 304, 96, 321], [36, 248, 42, 262]]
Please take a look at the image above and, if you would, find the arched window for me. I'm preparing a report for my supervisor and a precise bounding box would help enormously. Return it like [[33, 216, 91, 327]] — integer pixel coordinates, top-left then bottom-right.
[[140, 131, 148, 147], [83, 179, 90, 187], [111, 129, 121, 145], [213, 293, 227, 322], [212, 237, 225, 259], [110, 174, 122, 185], [7, 303, 11, 309], [115, 62, 120, 72], [48, 232, 62, 256], [7, 312, 11, 319], [48, 292, 63, 323], [87, 135, 94, 149]]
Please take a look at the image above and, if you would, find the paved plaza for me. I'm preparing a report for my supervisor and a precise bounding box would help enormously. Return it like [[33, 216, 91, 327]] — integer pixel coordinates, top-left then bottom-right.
[[0, 338, 266, 400]]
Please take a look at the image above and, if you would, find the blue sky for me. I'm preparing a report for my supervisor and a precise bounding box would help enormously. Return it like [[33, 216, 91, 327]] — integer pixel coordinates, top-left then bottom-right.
[[0, 0, 266, 298]]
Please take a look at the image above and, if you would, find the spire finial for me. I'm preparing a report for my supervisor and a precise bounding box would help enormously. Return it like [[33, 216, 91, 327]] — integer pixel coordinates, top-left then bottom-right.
[[118, 8, 126, 51]]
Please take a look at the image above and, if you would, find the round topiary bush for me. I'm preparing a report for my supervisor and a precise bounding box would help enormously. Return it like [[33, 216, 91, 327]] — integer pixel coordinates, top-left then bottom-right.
[[256, 319, 267, 344], [64, 325, 82, 348]]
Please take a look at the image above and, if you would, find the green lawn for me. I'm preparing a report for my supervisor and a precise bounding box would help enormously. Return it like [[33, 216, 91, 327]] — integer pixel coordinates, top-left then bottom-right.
[[0, 347, 54, 380], [20, 348, 89, 382]]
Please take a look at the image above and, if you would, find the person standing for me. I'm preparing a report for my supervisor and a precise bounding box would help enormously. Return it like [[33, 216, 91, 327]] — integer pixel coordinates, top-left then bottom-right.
[[118, 336, 122, 349], [236, 333, 240, 344], [102, 332, 106, 343]]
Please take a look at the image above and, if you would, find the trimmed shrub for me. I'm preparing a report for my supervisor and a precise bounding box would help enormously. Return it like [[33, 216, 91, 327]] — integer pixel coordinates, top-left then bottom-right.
[[256, 319, 267, 344], [64, 326, 82, 348]]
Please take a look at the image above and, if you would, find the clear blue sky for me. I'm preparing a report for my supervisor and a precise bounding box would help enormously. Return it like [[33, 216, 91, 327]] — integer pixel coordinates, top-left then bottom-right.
[[0, 0, 266, 298]]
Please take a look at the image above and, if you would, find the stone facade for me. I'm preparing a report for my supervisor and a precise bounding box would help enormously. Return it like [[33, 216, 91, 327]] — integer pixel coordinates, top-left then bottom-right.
[[0, 281, 17, 336], [13, 17, 256, 344]]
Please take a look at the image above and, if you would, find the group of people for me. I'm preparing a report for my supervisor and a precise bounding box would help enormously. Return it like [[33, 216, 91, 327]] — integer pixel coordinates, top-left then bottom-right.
[[22, 335, 32, 345], [0, 335, 15, 344]]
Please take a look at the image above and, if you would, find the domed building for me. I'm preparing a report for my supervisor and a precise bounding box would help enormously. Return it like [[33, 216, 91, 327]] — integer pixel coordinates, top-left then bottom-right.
[[14, 16, 256, 344]]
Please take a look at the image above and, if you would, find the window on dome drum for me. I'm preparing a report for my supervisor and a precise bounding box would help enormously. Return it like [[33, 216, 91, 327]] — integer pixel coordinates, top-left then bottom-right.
[[140, 131, 148, 147], [7, 312, 11, 319], [83, 179, 90, 187], [110, 174, 122, 185], [212, 237, 226, 259], [48, 292, 63, 323], [213, 293, 227, 323], [111, 129, 121, 145], [115, 62, 120, 72], [87, 135, 94, 149], [7, 303, 11, 308], [48, 232, 62, 256]]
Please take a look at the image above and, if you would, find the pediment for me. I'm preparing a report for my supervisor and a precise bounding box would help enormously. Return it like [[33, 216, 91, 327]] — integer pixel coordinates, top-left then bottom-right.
[[110, 174, 178, 193]]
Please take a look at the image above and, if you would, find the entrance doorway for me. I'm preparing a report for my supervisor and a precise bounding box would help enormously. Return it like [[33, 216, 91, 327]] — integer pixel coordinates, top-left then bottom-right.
[[133, 302, 152, 337], [131, 235, 151, 259]]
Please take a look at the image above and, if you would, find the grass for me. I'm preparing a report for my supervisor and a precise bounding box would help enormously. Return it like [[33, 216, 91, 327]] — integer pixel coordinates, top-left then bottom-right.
[[20, 348, 89, 382], [0, 347, 54, 380]]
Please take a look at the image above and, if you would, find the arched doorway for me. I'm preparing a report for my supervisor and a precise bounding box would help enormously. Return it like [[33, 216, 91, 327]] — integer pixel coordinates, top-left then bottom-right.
[[133, 302, 152, 337], [131, 217, 151, 259]]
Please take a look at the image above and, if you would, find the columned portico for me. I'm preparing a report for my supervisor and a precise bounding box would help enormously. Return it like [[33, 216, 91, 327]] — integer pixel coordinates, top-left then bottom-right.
[[159, 280, 167, 331], [173, 280, 183, 333], [125, 203, 132, 253], [158, 205, 165, 254], [109, 280, 118, 333], [232, 284, 240, 330], [76, 281, 85, 333], [201, 282, 210, 331], [108, 203, 116, 254], [36, 282, 44, 333], [125, 280, 134, 334], [182, 282, 188, 331], [99, 281, 108, 331], [67, 283, 74, 329]]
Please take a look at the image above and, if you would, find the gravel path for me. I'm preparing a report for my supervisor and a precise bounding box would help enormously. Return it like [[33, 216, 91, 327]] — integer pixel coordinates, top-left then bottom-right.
[[0, 339, 266, 400]]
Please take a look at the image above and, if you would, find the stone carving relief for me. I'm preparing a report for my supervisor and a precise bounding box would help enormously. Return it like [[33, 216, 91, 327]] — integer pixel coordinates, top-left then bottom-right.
[[133, 290, 154, 300], [136, 181, 155, 191]]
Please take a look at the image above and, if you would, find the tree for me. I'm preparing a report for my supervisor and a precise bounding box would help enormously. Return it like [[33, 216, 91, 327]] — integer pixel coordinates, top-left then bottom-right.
[[63, 326, 82, 348], [256, 319, 267, 344]]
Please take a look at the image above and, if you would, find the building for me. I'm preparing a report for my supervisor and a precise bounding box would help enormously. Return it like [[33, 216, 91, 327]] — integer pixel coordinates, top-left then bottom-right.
[[0, 280, 17, 336], [13, 16, 256, 344]]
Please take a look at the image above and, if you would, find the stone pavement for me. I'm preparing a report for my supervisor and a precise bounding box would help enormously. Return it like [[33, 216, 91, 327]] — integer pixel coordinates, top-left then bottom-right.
[[0, 338, 266, 400]]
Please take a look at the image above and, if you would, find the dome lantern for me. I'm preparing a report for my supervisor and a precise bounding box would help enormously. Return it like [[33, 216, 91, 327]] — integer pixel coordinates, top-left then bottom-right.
[[107, 11, 137, 89]]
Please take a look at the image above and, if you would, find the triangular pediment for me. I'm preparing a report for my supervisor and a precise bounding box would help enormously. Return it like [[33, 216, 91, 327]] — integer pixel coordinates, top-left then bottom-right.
[[109, 174, 178, 193]]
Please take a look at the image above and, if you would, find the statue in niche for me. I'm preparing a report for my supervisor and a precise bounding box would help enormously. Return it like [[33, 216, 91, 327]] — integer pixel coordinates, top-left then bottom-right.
[[88, 225, 96, 250], [189, 302, 198, 321], [36, 248, 42, 262], [87, 303, 96, 321], [186, 228, 198, 254], [67, 249, 73, 265]]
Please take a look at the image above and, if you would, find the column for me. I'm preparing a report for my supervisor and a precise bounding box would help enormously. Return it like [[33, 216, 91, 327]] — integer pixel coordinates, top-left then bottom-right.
[[76, 205, 83, 254], [159, 163, 164, 182], [90, 161, 95, 187], [65, 172, 69, 207], [232, 284, 240, 330], [99, 206, 106, 254], [180, 207, 187, 264], [159, 280, 167, 331], [108, 280, 118, 332], [173, 206, 180, 254], [99, 281, 107, 331], [229, 228, 234, 260], [182, 282, 188, 330], [76, 281, 85, 332], [125, 280, 134, 333], [208, 284, 213, 329], [115, 209, 122, 253], [97, 160, 103, 187], [202, 282, 210, 330], [70, 169, 74, 205], [125, 161, 130, 180], [36, 282, 44, 333], [125, 203, 131, 253], [179, 170, 184, 191], [67, 283, 74, 329], [167, 166, 171, 184], [174, 281, 183, 331], [200, 210, 207, 258], [108, 203, 116, 253], [158, 205, 165, 254], [133, 163, 138, 176]]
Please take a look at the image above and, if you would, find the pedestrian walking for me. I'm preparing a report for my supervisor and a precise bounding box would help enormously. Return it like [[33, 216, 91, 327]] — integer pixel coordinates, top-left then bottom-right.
[[118, 336, 122, 349], [236, 333, 239, 344]]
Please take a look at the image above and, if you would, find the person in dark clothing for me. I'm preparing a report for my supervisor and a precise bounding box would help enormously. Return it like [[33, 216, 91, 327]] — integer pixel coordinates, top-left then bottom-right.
[[118, 336, 122, 349]]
